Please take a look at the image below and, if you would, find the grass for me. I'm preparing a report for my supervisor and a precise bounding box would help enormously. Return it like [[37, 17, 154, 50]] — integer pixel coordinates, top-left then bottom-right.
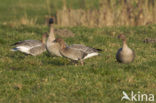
[[0, 0, 99, 24], [0, 0, 156, 102], [0, 24, 156, 102]]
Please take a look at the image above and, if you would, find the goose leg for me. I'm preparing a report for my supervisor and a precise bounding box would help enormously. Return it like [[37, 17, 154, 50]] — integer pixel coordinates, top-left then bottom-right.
[[72, 60, 78, 66], [80, 59, 84, 66], [74, 63, 78, 66]]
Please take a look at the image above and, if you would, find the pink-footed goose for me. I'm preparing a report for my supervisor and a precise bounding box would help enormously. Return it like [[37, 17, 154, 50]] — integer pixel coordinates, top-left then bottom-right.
[[54, 38, 101, 65], [69, 44, 102, 59], [46, 18, 62, 57], [46, 18, 102, 58], [11, 33, 48, 56], [116, 34, 135, 63]]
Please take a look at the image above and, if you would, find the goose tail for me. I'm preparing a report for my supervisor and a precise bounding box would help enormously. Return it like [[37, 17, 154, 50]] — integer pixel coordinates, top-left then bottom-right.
[[11, 41, 22, 46], [96, 48, 102, 52], [93, 48, 102, 52], [84, 52, 99, 59], [10, 48, 18, 51]]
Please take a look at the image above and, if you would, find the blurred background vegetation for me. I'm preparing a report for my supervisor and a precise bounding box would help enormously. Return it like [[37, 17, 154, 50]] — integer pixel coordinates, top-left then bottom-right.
[[0, 0, 155, 27]]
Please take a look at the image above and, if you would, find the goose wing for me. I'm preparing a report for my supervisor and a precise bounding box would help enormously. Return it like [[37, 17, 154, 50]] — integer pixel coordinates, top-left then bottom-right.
[[29, 44, 46, 56], [12, 40, 42, 48], [116, 48, 123, 63], [11, 40, 43, 54], [60, 47, 87, 61], [69, 44, 102, 59], [69, 44, 102, 54]]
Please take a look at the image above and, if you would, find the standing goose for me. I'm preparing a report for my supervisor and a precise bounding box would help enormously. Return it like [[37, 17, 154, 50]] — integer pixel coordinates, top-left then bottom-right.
[[116, 34, 135, 63], [46, 18, 62, 57], [54, 38, 101, 65], [11, 33, 48, 56], [46, 18, 102, 58]]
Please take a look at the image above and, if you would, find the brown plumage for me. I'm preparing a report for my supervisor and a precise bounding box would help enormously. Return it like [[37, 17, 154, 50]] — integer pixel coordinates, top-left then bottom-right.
[[116, 34, 135, 64]]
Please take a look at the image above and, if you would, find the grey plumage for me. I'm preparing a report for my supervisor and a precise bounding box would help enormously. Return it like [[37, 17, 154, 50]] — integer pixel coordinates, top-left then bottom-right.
[[116, 34, 135, 64], [11, 33, 48, 56], [12, 40, 41, 47], [29, 45, 46, 56], [54, 38, 100, 65], [70, 44, 102, 54], [60, 47, 87, 61], [46, 18, 102, 58], [116, 48, 135, 63]]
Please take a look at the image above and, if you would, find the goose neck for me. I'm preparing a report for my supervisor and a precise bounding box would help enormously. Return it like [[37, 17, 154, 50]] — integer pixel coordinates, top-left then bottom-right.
[[48, 25, 55, 41], [42, 38, 46, 44], [60, 43, 66, 50], [122, 40, 128, 49]]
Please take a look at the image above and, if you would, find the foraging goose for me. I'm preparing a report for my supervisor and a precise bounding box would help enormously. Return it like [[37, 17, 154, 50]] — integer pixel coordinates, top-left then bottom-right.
[[69, 44, 102, 59], [54, 38, 101, 65], [11, 33, 48, 56], [116, 34, 135, 64]]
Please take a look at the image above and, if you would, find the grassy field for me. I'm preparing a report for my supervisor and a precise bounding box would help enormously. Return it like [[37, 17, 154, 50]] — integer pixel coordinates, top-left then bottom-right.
[[0, 0, 99, 24], [0, 0, 156, 103], [0, 24, 156, 102]]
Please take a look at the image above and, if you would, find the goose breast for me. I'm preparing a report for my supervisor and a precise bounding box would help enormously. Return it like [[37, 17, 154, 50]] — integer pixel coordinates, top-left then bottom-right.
[[116, 48, 135, 63]]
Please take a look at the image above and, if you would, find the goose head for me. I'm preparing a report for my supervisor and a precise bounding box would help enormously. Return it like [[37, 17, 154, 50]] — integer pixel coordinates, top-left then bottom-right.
[[48, 18, 54, 32], [54, 38, 66, 49], [118, 34, 129, 49], [47, 17, 55, 41], [118, 34, 126, 41], [49, 18, 54, 25]]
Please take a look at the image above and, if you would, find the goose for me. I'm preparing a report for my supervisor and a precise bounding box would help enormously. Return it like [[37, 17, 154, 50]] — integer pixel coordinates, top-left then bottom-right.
[[46, 18, 102, 58], [11, 33, 48, 56], [69, 44, 102, 59], [116, 34, 135, 64], [54, 38, 101, 65], [46, 18, 62, 57]]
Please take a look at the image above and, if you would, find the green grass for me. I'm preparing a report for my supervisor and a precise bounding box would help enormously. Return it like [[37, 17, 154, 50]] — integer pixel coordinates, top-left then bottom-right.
[[0, 0, 156, 102], [0, 24, 156, 102], [0, 0, 100, 23]]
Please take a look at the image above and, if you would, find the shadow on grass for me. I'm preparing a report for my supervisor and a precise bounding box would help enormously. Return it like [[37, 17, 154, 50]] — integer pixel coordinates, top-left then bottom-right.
[[7, 51, 29, 59], [9, 66, 26, 71], [42, 53, 73, 66]]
